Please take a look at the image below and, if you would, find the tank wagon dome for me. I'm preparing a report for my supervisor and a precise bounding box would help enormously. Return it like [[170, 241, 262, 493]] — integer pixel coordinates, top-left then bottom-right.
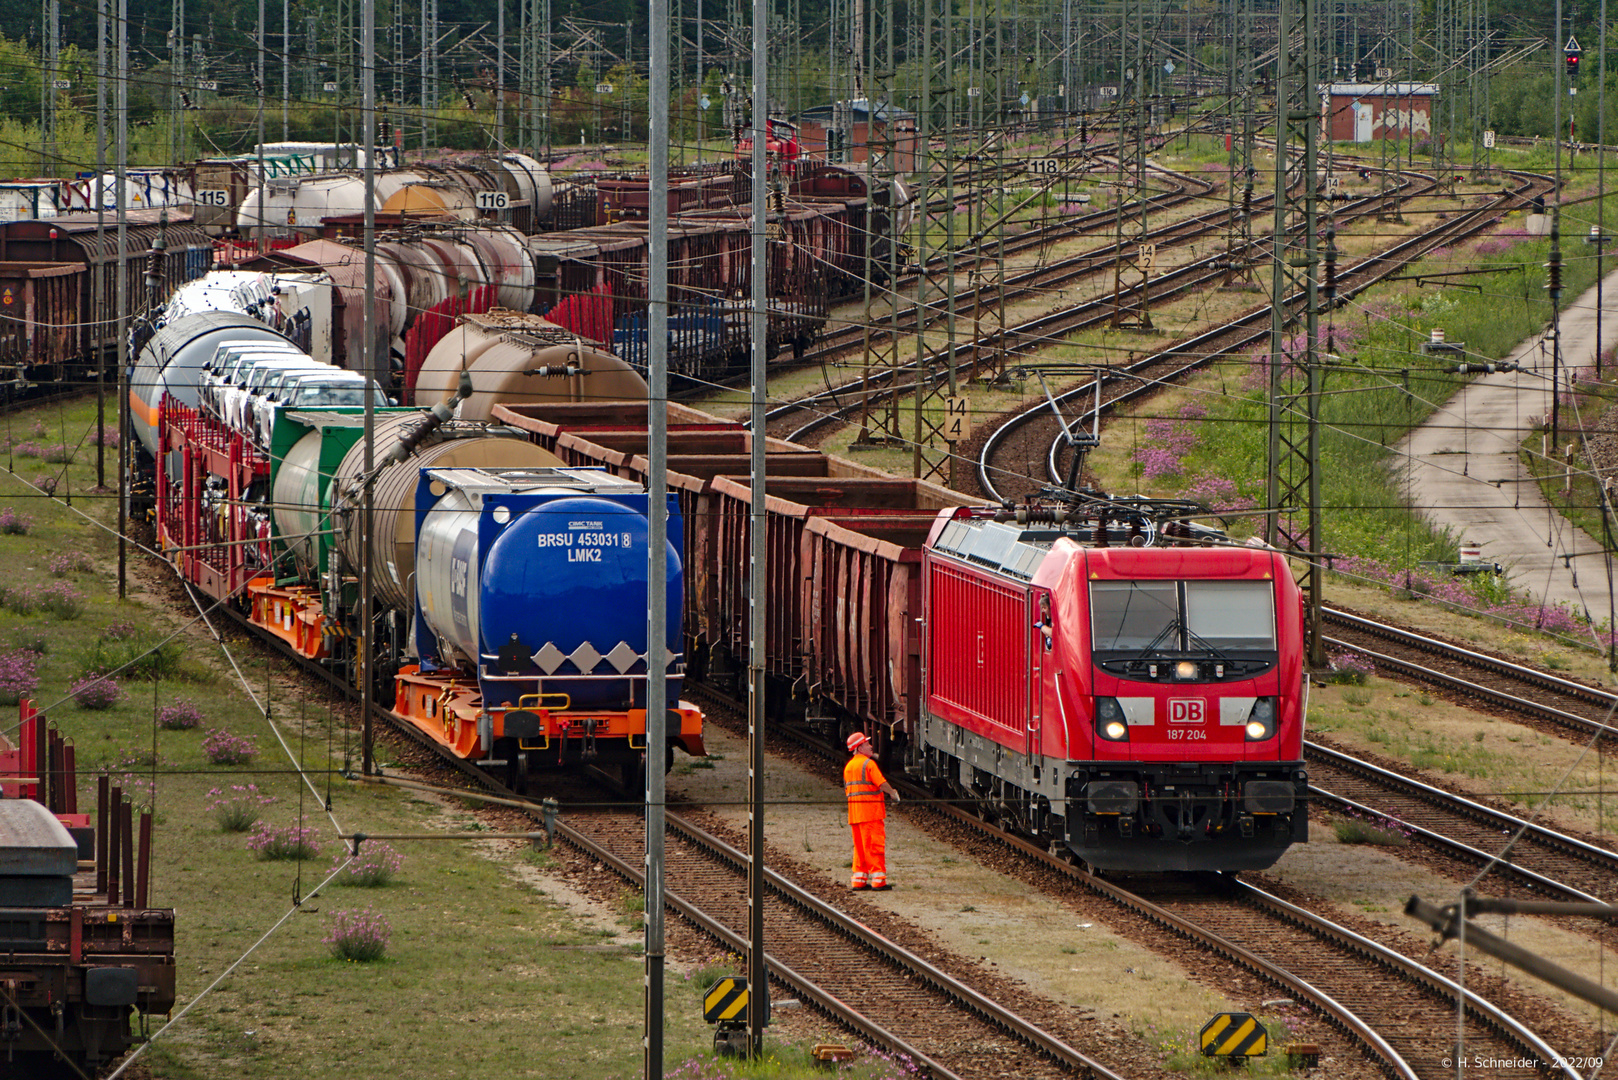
[[494, 153, 553, 218], [414, 309, 647, 420], [320, 413, 563, 612], [130, 311, 292, 457], [433, 225, 534, 311]]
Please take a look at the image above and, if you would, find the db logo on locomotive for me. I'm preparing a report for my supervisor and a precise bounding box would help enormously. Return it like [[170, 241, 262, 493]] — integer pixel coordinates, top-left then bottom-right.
[[1168, 699, 1205, 723]]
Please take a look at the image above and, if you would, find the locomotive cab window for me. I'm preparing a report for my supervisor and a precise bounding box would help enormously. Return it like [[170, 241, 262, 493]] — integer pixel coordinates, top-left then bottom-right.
[[1090, 580, 1276, 680]]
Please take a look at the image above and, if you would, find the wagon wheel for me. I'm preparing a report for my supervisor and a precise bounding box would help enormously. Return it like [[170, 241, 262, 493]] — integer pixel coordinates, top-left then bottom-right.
[[509, 750, 530, 797]]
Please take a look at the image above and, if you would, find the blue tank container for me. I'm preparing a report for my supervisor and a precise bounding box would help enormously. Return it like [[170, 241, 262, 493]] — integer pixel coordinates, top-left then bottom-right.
[[413, 467, 684, 711]]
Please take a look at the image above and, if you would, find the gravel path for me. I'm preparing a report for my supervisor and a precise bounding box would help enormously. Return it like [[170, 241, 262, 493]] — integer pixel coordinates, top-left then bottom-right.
[[1401, 265, 1618, 615]]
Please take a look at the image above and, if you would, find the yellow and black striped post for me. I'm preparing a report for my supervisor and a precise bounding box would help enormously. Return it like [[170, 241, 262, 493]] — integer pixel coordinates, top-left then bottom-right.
[[1200, 1012, 1267, 1059], [704, 976, 751, 1058], [703, 976, 749, 1025]]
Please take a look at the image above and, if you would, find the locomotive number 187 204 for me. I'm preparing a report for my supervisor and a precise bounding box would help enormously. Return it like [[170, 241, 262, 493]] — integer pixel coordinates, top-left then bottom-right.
[[1166, 729, 1206, 740]]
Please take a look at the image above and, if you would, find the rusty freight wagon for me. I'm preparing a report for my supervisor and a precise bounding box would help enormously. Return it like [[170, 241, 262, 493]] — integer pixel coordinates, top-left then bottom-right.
[[0, 211, 212, 360], [0, 261, 84, 394]]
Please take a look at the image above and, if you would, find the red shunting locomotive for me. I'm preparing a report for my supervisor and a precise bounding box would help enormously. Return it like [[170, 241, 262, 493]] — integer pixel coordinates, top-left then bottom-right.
[[916, 506, 1308, 873]]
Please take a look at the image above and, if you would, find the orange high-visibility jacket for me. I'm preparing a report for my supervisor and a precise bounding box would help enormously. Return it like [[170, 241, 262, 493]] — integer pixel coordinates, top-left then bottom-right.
[[844, 754, 887, 824]]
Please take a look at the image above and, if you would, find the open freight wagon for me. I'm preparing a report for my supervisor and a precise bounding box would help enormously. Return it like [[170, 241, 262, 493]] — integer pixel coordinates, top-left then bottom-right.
[[492, 400, 975, 741]]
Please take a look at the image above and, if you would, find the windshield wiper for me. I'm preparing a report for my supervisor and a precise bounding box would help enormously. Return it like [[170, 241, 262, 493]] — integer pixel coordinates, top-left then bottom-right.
[[1184, 625, 1234, 663]]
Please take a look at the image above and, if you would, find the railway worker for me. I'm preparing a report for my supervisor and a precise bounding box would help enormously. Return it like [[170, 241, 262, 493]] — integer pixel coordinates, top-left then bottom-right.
[[844, 732, 899, 890]]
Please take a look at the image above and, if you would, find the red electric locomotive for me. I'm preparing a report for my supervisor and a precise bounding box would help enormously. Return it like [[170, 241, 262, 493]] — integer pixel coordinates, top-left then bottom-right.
[[916, 507, 1308, 872]]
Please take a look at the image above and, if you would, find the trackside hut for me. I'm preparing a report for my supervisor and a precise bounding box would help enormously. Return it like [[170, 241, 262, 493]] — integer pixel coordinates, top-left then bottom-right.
[[1322, 83, 1439, 143], [794, 99, 919, 173]]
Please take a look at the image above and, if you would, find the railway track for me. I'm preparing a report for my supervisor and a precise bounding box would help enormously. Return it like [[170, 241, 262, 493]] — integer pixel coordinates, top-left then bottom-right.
[[687, 685, 1587, 1080], [1322, 606, 1618, 742], [685, 158, 1222, 407], [1305, 741, 1618, 910], [1124, 875, 1574, 1080], [975, 168, 1553, 502], [775, 168, 1437, 444], [191, 591, 1127, 1080], [564, 807, 1128, 1080]]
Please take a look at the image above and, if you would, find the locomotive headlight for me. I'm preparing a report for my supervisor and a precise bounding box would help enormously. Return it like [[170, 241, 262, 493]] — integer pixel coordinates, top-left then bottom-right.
[[1244, 697, 1277, 741], [1173, 660, 1198, 681], [1095, 697, 1129, 741]]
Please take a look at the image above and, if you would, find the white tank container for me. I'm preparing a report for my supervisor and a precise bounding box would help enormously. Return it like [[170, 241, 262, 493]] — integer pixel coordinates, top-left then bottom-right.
[[238, 175, 377, 238], [0, 182, 63, 222]]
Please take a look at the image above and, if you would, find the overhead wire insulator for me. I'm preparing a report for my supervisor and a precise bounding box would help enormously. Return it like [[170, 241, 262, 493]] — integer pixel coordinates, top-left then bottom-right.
[[1547, 220, 1563, 302], [1323, 227, 1338, 304]]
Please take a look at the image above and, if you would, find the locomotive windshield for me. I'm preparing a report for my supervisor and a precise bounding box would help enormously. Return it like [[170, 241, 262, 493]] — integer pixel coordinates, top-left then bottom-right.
[[1091, 580, 1276, 654]]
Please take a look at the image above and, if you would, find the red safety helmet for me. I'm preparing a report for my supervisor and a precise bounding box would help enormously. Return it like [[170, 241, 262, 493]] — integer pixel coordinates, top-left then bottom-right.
[[846, 732, 871, 753]]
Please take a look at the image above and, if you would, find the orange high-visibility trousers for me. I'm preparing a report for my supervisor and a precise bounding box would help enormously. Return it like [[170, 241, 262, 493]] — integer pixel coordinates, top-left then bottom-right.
[[850, 818, 887, 888]]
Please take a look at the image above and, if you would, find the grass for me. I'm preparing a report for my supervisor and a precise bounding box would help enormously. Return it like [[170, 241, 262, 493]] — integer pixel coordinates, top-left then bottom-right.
[[0, 398, 720, 1079], [664, 1041, 929, 1080], [1140, 1007, 1314, 1077], [1068, 147, 1618, 654]]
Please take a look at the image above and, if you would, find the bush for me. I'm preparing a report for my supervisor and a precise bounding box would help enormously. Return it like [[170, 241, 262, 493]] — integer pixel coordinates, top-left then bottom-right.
[[1332, 811, 1411, 846], [6, 629, 47, 654], [92, 425, 119, 448], [99, 621, 138, 641], [47, 552, 92, 577], [1324, 650, 1375, 685], [246, 822, 321, 860], [207, 785, 276, 832], [0, 508, 32, 535], [0, 649, 40, 707], [156, 698, 205, 731], [0, 585, 37, 615], [37, 582, 84, 620], [201, 728, 257, 766], [331, 840, 403, 887], [80, 638, 187, 681], [40, 444, 73, 464], [69, 674, 124, 710], [325, 908, 391, 962]]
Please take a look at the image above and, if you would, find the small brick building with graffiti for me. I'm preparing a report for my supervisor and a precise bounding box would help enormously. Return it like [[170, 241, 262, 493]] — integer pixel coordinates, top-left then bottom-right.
[[1323, 83, 1439, 143]]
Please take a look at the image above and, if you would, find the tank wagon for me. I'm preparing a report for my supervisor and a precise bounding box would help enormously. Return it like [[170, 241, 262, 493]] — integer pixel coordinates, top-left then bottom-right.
[[140, 312, 699, 788], [492, 399, 1310, 872], [399, 467, 704, 784], [0, 703, 175, 1077], [0, 157, 899, 400]]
